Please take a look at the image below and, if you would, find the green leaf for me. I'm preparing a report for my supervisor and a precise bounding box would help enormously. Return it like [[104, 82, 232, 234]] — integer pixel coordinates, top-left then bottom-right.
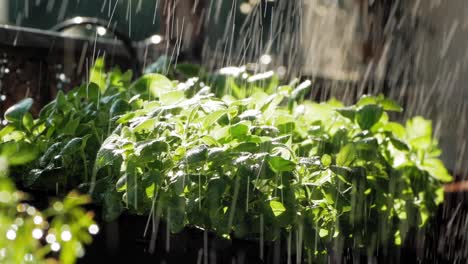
[[110, 99, 131, 117], [319, 229, 329, 238], [94, 135, 121, 171], [356, 104, 383, 130], [380, 98, 403, 112], [78, 83, 100, 102], [160, 90, 185, 105], [125, 161, 140, 210], [4, 98, 33, 125], [435, 187, 444, 205], [0, 141, 38, 166], [185, 145, 208, 164], [406, 117, 432, 140], [406, 117, 433, 150], [136, 140, 169, 162], [268, 156, 296, 172], [291, 80, 312, 102], [39, 142, 63, 166], [90, 58, 107, 92], [56, 90, 69, 111], [383, 122, 406, 139], [22, 112, 34, 131], [390, 137, 410, 151], [321, 154, 332, 167], [130, 74, 174, 98], [201, 110, 228, 129], [330, 166, 352, 183], [336, 144, 357, 167], [357, 95, 377, 106], [421, 158, 453, 182], [269, 200, 286, 217], [61, 138, 83, 156], [394, 231, 401, 246], [232, 142, 258, 153], [230, 122, 250, 138], [61, 117, 80, 136], [175, 63, 201, 77], [0, 125, 15, 139], [336, 107, 356, 121]]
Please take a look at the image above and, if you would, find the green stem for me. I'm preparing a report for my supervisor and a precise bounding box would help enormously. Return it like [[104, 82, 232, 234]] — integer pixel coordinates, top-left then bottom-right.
[[80, 150, 88, 183]]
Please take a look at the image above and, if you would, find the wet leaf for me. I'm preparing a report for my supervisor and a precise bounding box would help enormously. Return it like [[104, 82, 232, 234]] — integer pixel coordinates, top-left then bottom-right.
[[356, 104, 383, 130], [4, 98, 33, 125]]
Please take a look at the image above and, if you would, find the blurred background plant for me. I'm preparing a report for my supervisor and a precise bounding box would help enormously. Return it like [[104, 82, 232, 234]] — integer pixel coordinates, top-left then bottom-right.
[[0, 138, 97, 263]]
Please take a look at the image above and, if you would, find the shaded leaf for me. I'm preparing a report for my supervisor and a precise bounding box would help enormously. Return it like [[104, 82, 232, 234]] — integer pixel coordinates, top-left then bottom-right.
[[356, 104, 383, 130]]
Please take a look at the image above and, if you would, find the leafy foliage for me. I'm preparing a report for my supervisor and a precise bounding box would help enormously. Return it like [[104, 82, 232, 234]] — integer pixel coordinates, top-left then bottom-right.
[[0, 139, 96, 263], [1, 64, 451, 259]]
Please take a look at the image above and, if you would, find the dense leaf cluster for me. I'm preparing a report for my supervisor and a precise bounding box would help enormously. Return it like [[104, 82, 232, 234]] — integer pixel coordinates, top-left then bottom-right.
[[1, 62, 451, 258]]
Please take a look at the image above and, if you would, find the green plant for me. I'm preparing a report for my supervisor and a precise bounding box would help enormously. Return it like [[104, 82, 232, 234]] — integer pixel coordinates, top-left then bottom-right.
[[1, 65, 451, 260], [0, 59, 135, 193], [91, 69, 450, 257], [0, 139, 97, 264]]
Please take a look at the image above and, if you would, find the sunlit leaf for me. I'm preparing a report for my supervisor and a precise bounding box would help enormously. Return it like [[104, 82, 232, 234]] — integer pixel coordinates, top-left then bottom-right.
[[421, 158, 453, 182], [336, 144, 357, 167], [269, 200, 286, 217], [130, 73, 174, 98]]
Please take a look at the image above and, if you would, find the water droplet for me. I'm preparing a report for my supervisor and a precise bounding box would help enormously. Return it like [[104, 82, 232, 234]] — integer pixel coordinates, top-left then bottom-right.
[[53, 202, 64, 211], [32, 228, 43, 239], [88, 224, 99, 235], [46, 233, 56, 244], [26, 206, 36, 216], [6, 229, 16, 240], [260, 54, 272, 65], [24, 253, 33, 262], [97, 27, 107, 36], [61, 230, 72, 242], [150, 35, 163, 44], [51, 242, 61, 252], [33, 215, 43, 225]]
